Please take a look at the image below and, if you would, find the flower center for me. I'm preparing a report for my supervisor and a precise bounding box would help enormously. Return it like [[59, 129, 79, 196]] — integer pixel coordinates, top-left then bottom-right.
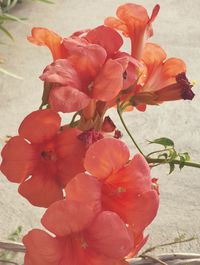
[[123, 71, 127, 80], [41, 150, 57, 161], [80, 237, 88, 249]]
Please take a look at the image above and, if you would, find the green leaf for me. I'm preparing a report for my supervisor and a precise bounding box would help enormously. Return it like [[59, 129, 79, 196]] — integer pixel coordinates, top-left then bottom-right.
[[8, 225, 22, 241], [169, 149, 177, 161], [158, 153, 168, 160], [182, 152, 190, 161], [169, 162, 175, 174], [179, 155, 185, 170], [34, 0, 54, 4], [0, 13, 27, 23], [0, 24, 14, 40], [148, 137, 174, 148]]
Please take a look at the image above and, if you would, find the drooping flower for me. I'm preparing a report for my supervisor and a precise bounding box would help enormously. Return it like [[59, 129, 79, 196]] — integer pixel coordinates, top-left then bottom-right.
[[23, 173, 133, 265], [40, 51, 128, 113], [0, 109, 86, 207], [83, 138, 159, 235], [131, 43, 195, 106], [105, 3, 160, 60], [28, 26, 138, 113]]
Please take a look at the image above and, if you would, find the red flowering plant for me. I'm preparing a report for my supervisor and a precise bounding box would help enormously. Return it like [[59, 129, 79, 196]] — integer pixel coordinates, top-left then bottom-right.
[[0, 2, 199, 265]]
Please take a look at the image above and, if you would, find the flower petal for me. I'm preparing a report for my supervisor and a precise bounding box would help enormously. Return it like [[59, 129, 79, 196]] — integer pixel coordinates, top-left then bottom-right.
[[0, 136, 36, 183], [85, 211, 133, 259], [23, 229, 64, 265], [56, 128, 86, 186], [42, 199, 95, 237], [65, 173, 102, 214], [19, 109, 61, 144], [92, 59, 124, 101], [104, 17, 129, 36], [49, 85, 91, 113], [105, 153, 151, 195], [162, 58, 186, 79], [27, 27, 63, 60], [116, 3, 149, 24], [84, 138, 130, 179], [18, 172, 64, 208], [86, 25, 123, 57], [62, 37, 107, 86], [126, 229, 149, 258], [142, 43, 167, 67], [129, 190, 159, 233], [40, 59, 82, 87], [102, 154, 152, 224]]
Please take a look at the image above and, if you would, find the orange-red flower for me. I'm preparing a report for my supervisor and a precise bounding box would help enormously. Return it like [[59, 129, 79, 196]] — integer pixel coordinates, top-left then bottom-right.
[[83, 138, 159, 235], [132, 43, 195, 106], [27, 27, 65, 61], [28, 26, 138, 113], [0, 109, 86, 207], [23, 173, 133, 265], [104, 3, 160, 60], [28, 25, 124, 61], [40, 50, 128, 113]]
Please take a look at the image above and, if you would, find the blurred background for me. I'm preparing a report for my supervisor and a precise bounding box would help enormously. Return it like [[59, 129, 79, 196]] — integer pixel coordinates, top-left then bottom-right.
[[0, 0, 200, 263]]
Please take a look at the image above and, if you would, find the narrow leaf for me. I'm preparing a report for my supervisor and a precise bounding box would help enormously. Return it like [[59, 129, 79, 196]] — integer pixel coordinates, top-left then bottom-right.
[[148, 137, 174, 148], [0, 25, 14, 40], [169, 163, 175, 174], [1, 14, 27, 23], [34, 0, 54, 4], [179, 155, 185, 170]]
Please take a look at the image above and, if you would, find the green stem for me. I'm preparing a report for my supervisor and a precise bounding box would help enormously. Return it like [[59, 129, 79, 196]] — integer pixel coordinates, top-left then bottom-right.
[[146, 157, 200, 169], [69, 112, 79, 127], [146, 148, 172, 158], [117, 103, 145, 156], [117, 102, 200, 170]]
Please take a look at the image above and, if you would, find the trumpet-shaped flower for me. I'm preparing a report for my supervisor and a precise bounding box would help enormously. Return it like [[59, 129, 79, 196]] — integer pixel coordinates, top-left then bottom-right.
[[132, 43, 195, 106], [40, 54, 128, 113], [0, 109, 86, 207], [83, 138, 159, 235], [105, 3, 160, 60], [23, 173, 133, 265], [28, 25, 123, 61], [28, 26, 137, 113]]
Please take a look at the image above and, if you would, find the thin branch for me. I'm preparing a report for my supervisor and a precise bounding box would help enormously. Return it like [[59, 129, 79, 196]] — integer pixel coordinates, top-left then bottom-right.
[[140, 236, 196, 255], [117, 103, 145, 156], [146, 157, 200, 169], [69, 112, 80, 127], [146, 148, 172, 158], [0, 241, 25, 253], [140, 254, 169, 265]]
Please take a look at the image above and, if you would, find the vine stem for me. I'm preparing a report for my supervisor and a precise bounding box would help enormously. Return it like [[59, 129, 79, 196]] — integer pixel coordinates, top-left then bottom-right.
[[146, 157, 200, 169], [117, 103, 145, 157], [139, 254, 168, 265], [69, 112, 79, 127], [117, 102, 200, 169]]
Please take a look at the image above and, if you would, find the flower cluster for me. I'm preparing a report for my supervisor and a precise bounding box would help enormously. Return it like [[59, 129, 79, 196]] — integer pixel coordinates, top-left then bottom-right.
[[0, 2, 195, 265]]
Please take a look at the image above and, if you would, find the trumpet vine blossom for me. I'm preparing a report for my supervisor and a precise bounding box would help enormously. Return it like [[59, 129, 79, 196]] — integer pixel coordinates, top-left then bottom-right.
[[0, 2, 197, 265]]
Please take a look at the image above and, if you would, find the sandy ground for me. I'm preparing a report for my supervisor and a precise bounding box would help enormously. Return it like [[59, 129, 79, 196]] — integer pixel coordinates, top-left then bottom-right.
[[0, 0, 200, 263]]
